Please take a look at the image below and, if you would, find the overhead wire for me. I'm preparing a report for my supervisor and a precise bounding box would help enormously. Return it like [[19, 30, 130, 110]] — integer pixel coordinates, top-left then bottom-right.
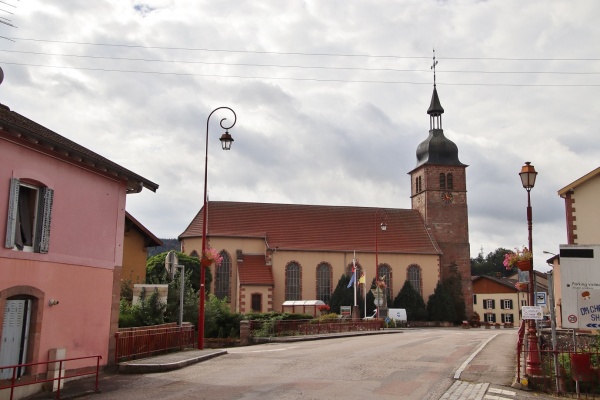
[[1, 37, 599, 86]]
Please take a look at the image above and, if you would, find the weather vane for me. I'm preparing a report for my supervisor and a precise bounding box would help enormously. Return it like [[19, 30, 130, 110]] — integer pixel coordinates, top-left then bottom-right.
[[431, 48, 438, 86]]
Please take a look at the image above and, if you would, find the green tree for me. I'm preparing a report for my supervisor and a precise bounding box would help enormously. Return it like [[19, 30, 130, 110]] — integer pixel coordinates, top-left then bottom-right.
[[146, 251, 212, 293], [427, 282, 456, 323], [329, 274, 364, 316], [471, 247, 514, 277], [164, 268, 199, 325], [204, 294, 242, 338], [392, 280, 428, 321], [445, 263, 467, 323]]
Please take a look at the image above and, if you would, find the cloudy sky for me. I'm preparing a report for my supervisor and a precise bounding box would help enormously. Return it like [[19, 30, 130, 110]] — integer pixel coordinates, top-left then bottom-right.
[[2, 1, 598, 272]]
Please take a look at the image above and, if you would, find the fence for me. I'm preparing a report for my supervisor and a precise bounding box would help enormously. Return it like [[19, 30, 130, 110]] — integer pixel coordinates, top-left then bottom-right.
[[0, 355, 101, 400], [248, 319, 384, 338], [517, 323, 600, 398], [114, 322, 195, 363]]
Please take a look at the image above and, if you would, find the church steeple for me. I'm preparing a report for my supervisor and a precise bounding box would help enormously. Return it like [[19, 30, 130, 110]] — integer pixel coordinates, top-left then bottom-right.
[[414, 51, 466, 169], [408, 50, 472, 317]]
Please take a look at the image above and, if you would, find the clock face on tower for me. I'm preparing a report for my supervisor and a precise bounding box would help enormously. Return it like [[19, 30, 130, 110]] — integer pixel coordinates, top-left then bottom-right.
[[441, 192, 453, 204]]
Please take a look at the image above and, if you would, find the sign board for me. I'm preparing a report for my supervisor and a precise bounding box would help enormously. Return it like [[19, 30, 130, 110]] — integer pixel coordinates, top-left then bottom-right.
[[518, 270, 529, 283], [535, 292, 547, 306], [522, 306, 544, 320], [559, 245, 600, 330], [165, 251, 178, 279], [387, 308, 407, 322], [340, 306, 352, 317]]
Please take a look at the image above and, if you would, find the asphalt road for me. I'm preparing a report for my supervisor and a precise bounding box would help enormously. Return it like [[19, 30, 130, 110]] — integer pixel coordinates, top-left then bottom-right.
[[72, 328, 508, 400]]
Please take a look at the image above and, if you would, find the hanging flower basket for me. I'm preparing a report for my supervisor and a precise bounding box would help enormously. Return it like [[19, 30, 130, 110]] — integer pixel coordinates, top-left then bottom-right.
[[201, 247, 223, 267], [516, 259, 532, 271], [503, 246, 532, 270], [515, 282, 528, 291]]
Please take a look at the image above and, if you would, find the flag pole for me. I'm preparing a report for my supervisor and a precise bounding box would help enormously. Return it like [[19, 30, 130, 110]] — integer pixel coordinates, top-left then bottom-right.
[[363, 270, 367, 318], [353, 251, 357, 307]]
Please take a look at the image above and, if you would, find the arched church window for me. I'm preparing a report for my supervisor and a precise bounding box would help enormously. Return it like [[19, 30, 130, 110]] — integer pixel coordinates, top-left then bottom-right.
[[447, 173, 453, 190], [407, 264, 422, 296], [215, 251, 231, 300], [285, 262, 301, 301], [439, 173, 446, 189], [316, 263, 332, 303]]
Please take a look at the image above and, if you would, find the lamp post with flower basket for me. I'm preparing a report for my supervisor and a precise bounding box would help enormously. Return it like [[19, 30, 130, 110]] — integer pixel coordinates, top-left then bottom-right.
[[519, 161, 542, 376], [198, 107, 236, 350]]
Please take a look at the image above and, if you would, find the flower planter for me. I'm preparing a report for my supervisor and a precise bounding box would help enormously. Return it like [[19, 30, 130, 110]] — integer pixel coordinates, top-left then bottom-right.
[[201, 257, 213, 267], [516, 260, 532, 271]]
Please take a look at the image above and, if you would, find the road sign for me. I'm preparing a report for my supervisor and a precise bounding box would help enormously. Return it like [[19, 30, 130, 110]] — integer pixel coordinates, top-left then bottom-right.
[[535, 292, 547, 306], [522, 306, 544, 320]]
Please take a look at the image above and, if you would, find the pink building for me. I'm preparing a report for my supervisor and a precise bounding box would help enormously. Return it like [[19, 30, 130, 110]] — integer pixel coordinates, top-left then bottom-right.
[[0, 101, 157, 395]]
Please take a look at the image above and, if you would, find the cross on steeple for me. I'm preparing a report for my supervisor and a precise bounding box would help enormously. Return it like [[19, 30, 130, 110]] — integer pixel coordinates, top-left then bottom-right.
[[431, 49, 438, 86]]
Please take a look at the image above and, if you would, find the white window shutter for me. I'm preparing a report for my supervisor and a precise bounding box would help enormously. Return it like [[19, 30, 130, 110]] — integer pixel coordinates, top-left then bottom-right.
[[5, 178, 19, 249], [36, 187, 54, 254]]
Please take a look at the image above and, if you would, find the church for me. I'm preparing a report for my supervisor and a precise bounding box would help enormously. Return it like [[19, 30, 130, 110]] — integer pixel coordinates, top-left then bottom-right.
[[179, 84, 472, 318]]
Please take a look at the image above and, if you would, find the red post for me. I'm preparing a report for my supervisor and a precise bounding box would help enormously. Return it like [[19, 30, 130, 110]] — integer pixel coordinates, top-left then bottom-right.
[[525, 188, 542, 376]]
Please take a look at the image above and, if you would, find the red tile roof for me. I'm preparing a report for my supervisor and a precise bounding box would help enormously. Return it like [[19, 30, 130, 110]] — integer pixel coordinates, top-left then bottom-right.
[[238, 255, 274, 285], [180, 201, 440, 255]]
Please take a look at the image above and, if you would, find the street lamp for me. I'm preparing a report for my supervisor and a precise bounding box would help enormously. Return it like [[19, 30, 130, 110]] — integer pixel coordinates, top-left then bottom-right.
[[374, 209, 388, 317], [198, 107, 237, 350], [519, 161, 542, 376]]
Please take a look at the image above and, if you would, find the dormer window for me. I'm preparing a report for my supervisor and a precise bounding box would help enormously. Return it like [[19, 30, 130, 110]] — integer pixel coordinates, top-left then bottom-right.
[[5, 178, 54, 253]]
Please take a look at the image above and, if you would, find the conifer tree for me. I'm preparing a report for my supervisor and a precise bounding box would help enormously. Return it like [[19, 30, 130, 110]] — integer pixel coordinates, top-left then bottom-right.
[[392, 280, 428, 321]]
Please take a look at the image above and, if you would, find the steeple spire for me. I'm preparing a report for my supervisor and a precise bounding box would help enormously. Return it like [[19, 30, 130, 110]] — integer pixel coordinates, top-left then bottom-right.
[[431, 48, 438, 87], [413, 50, 466, 169], [427, 49, 444, 130]]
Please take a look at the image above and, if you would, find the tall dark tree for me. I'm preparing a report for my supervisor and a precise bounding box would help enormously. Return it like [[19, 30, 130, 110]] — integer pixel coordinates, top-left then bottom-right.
[[329, 274, 364, 316], [392, 280, 428, 321], [445, 263, 467, 323], [427, 282, 456, 322]]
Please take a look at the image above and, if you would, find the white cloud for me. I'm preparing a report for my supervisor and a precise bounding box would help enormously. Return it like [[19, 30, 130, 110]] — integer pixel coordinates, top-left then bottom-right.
[[3, 0, 600, 272]]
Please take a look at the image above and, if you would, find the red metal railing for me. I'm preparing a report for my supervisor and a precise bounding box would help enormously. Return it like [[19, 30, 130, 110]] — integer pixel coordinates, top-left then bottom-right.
[[114, 323, 195, 363], [0, 355, 101, 400], [517, 329, 600, 398], [249, 319, 384, 338]]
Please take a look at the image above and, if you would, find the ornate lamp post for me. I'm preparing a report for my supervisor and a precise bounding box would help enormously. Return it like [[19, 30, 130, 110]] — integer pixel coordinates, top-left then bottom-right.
[[374, 209, 388, 317], [519, 161, 542, 376], [198, 107, 236, 350]]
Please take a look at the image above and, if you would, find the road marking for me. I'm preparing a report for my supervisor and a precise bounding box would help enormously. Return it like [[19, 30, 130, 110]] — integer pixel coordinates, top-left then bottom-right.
[[454, 334, 499, 379], [227, 346, 298, 354]]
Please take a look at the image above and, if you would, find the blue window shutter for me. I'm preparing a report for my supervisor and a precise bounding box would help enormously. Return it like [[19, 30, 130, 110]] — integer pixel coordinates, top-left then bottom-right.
[[35, 187, 54, 254], [5, 178, 19, 249]]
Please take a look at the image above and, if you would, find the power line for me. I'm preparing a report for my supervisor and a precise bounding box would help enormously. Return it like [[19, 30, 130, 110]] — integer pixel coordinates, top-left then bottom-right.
[[8, 37, 600, 62], [2, 61, 598, 87], [8, 37, 427, 59], [1, 49, 599, 75]]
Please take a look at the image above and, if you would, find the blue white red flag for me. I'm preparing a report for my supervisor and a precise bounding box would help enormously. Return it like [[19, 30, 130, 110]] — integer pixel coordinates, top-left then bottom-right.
[[347, 270, 356, 288]]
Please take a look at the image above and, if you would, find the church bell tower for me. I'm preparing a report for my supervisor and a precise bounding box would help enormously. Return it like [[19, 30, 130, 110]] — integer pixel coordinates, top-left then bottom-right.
[[409, 54, 472, 316]]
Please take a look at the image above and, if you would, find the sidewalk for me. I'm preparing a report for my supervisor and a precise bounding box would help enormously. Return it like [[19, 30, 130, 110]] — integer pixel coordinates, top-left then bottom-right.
[[26, 329, 546, 400]]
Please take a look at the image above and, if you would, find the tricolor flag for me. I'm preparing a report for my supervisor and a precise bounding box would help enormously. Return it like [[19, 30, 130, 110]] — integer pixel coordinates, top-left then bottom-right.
[[347, 267, 356, 288]]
